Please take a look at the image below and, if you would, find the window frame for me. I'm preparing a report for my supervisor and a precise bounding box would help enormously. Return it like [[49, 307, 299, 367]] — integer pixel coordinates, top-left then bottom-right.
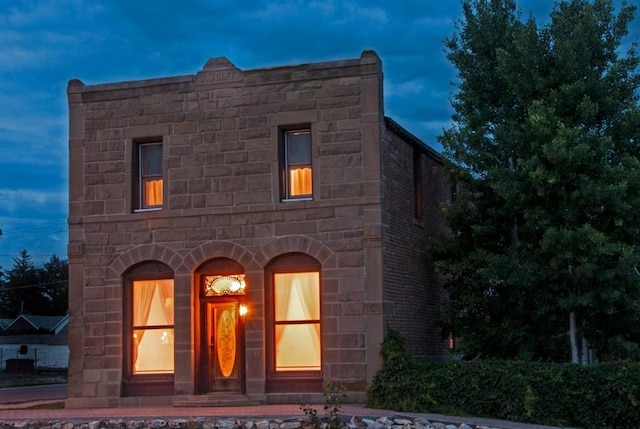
[[133, 138, 164, 212], [122, 261, 174, 396], [265, 253, 322, 393], [280, 127, 313, 201], [413, 146, 423, 220], [273, 272, 321, 372]]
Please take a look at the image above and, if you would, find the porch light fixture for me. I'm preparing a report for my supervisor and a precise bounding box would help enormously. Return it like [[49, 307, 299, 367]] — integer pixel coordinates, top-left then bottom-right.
[[239, 304, 248, 317]]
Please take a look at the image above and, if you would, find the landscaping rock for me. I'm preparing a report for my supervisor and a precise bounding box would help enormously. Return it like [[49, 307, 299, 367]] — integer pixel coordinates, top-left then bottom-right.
[[0, 416, 521, 429]]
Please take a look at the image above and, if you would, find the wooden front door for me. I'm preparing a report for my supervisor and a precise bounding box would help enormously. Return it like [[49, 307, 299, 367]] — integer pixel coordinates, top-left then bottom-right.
[[206, 300, 242, 392]]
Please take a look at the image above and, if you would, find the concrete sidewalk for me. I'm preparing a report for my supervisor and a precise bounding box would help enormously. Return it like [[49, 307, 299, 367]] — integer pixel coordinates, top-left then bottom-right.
[[0, 401, 564, 429]]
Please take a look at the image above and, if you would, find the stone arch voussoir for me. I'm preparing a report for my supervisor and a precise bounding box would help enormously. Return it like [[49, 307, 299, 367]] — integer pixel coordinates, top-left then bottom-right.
[[254, 235, 336, 268], [184, 240, 256, 273], [107, 244, 184, 280]]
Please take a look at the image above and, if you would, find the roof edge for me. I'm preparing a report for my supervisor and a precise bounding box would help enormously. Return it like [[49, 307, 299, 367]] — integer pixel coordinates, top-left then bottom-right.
[[384, 117, 442, 162]]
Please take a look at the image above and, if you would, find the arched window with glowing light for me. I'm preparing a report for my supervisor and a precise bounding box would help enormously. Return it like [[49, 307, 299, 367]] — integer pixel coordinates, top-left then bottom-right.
[[131, 279, 174, 374], [274, 272, 320, 371], [123, 261, 174, 396], [266, 253, 322, 392]]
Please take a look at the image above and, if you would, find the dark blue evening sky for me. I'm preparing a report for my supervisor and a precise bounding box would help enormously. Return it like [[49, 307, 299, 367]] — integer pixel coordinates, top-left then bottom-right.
[[0, 0, 637, 271]]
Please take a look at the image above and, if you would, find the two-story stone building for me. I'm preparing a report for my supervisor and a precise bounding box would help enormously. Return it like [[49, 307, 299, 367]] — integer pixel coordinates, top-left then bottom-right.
[[66, 51, 450, 408]]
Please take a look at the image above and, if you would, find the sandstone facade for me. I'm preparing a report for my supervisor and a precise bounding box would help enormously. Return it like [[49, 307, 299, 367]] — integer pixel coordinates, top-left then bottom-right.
[[66, 51, 450, 408]]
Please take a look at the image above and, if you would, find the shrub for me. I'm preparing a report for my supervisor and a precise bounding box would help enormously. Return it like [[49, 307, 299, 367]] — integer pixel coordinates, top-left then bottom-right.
[[366, 330, 434, 411], [563, 362, 640, 428], [366, 331, 640, 429]]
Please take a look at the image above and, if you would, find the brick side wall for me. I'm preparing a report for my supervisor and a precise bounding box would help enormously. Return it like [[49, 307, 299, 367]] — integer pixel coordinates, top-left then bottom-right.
[[380, 128, 450, 358], [67, 52, 385, 407]]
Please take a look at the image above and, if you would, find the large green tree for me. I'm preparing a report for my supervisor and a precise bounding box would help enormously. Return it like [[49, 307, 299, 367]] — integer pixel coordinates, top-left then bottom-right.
[[435, 0, 640, 362]]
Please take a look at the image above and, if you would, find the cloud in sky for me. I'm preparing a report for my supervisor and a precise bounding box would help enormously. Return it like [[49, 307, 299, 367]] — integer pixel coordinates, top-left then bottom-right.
[[0, 0, 638, 270]]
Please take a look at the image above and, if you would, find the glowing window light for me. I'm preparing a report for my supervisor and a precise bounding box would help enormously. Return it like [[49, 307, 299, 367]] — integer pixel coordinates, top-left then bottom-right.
[[204, 274, 246, 296]]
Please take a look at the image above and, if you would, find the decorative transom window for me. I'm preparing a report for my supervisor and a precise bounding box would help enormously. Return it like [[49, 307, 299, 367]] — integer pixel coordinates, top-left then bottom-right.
[[204, 274, 246, 296]]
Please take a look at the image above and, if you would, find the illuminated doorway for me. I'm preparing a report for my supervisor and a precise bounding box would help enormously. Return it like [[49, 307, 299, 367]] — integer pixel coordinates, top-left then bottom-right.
[[196, 259, 246, 394], [207, 299, 242, 392]]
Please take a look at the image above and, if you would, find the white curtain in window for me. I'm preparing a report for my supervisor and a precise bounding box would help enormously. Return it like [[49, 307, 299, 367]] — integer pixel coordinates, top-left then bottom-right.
[[274, 273, 320, 371], [289, 167, 312, 196], [132, 280, 156, 355], [275, 273, 319, 321], [157, 280, 174, 325], [132, 280, 174, 374]]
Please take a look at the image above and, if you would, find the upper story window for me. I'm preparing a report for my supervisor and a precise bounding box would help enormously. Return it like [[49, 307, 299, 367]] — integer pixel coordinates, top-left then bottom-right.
[[136, 141, 163, 210], [281, 129, 312, 201]]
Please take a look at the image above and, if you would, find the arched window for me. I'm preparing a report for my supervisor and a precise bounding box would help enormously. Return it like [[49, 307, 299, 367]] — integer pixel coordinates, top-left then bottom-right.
[[123, 261, 174, 396], [266, 253, 322, 392]]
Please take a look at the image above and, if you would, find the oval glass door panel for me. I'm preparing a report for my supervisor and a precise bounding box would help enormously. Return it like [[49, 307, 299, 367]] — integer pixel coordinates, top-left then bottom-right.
[[215, 308, 237, 377]]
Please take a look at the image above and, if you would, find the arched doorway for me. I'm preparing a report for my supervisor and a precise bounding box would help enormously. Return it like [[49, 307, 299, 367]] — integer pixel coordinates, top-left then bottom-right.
[[195, 258, 246, 394]]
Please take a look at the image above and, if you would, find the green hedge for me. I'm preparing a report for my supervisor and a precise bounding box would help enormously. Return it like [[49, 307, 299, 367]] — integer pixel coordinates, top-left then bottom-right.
[[366, 332, 640, 429]]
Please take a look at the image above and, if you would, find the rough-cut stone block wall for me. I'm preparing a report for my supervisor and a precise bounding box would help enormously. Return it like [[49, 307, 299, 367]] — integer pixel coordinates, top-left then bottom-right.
[[380, 126, 451, 358], [67, 52, 386, 407]]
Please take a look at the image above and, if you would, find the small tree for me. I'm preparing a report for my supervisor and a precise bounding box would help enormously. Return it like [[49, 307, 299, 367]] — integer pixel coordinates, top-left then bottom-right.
[[0, 250, 41, 317], [0, 251, 68, 318], [435, 0, 640, 362], [37, 255, 69, 316]]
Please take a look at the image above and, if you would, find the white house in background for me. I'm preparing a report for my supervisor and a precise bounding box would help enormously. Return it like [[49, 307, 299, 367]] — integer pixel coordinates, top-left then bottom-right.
[[0, 314, 69, 370]]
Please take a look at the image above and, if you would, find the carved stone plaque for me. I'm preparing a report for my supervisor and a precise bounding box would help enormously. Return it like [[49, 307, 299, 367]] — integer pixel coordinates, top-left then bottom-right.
[[196, 57, 244, 87]]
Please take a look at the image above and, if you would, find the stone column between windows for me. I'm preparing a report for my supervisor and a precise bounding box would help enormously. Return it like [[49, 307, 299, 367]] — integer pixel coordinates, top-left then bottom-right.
[[243, 269, 266, 397], [173, 271, 193, 396]]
